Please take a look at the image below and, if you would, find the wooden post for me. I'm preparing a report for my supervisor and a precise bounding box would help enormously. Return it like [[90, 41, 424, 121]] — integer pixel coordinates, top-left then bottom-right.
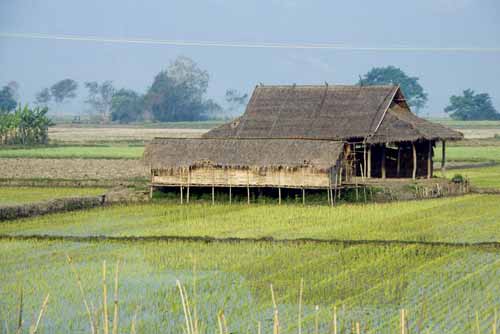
[[427, 140, 432, 179], [180, 186, 183, 204], [441, 140, 446, 176], [412, 142, 417, 180], [367, 144, 371, 178], [278, 187, 282, 205], [149, 185, 154, 199], [212, 167, 215, 205], [229, 175, 232, 205], [381, 144, 386, 179], [302, 187, 305, 205], [363, 143, 367, 179], [396, 144, 401, 177], [186, 167, 190, 204], [247, 169, 250, 205]]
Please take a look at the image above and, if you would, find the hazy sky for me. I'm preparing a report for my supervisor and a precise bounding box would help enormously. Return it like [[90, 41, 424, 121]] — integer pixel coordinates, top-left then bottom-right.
[[1, 0, 499, 116]]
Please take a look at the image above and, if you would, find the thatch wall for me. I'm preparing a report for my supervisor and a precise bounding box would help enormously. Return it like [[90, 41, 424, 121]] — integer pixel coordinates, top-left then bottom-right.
[[152, 166, 332, 188]]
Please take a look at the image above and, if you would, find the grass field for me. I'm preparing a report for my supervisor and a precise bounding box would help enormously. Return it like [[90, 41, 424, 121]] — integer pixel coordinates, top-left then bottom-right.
[[0, 146, 144, 159], [1, 239, 499, 333], [435, 145, 500, 163], [442, 165, 500, 189], [432, 119, 500, 129], [0, 187, 106, 206], [2, 195, 499, 243]]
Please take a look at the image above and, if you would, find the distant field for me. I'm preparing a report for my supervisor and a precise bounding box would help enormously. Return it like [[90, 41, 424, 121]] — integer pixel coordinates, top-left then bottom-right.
[[2, 194, 499, 243], [436, 145, 500, 163], [49, 126, 206, 143], [0, 146, 144, 159], [432, 119, 500, 129], [0, 187, 105, 206]]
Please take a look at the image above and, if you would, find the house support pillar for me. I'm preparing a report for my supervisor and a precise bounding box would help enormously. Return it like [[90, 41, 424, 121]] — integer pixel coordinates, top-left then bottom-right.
[[396, 144, 401, 177], [412, 142, 417, 180], [180, 186, 184, 204], [367, 144, 371, 178], [246, 170, 250, 205], [186, 168, 190, 203], [381, 144, 386, 179], [441, 140, 446, 176], [278, 187, 282, 205], [427, 141, 432, 179]]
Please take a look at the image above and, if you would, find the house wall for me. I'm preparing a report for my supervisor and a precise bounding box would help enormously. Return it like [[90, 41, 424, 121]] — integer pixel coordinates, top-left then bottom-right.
[[152, 166, 332, 189]]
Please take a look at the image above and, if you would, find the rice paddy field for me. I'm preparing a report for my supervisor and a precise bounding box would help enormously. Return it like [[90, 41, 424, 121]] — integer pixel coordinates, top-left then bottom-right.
[[0, 187, 106, 206], [1, 121, 500, 333], [1, 195, 499, 243], [0, 145, 144, 159]]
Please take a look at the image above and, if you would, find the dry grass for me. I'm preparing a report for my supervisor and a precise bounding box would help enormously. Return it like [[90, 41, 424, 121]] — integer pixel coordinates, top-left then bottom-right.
[[49, 127, 206, 143]]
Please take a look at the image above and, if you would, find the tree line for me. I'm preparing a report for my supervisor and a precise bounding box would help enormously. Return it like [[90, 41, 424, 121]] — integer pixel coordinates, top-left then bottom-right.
[[1, 60, 499, 125], [31, 56, 248, 124]]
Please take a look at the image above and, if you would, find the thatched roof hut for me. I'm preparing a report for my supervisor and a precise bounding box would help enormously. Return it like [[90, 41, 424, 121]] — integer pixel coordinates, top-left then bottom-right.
[[204, 85, 463, 143], [145, 84, 463, 198]]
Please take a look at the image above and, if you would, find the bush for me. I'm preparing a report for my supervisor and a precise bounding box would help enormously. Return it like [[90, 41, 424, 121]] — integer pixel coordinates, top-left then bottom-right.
[[451, 174, 465, 183]]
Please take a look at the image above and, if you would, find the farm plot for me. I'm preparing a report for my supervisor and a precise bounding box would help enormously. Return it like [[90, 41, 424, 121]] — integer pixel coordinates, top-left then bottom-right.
[[0, 239, 498, 334], [49, 126, 206, 143], [0, 146, 144, 159], [2, 194, 499, 244], [0, 158, 148, 182], [0, 187, 105, 206]]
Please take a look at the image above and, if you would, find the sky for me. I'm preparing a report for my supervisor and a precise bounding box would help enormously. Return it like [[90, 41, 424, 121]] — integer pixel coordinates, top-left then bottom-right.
[[0, 0, 499, 116]]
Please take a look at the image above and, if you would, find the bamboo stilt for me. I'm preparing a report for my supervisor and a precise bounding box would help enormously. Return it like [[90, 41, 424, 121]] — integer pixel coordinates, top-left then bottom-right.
[[412, 142, 417, 180]]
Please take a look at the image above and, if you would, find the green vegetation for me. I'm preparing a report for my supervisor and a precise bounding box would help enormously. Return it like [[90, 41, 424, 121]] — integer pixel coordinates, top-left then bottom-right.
[[444, 89, 500, 120], [0, 187, 105, 206], [0, 145, 143, 159], [0, 239, 498, 333], [440, 165, 500, 189], [2, 195, 499, 243]]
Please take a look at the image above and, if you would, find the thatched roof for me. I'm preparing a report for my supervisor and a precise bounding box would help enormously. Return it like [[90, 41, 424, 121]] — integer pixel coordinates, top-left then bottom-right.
[[204, 84, 463, 143], [144, 138, 343, 170]]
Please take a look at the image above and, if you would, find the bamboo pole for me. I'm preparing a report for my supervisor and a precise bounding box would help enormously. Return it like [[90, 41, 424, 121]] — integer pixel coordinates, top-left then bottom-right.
[[180, 186, 184, 205], [381, 143, 386, 179], [427, 140, 432, 179], [247, 170, 250, 205], [363, 143, 367, 179], [102, 261, 109, 334], [441, 140, 446, 176], [396, 144, 401, 177], [211, 167, 215, 205], [367, 144, 371, 178], [278, 187, 282, 205], [412, 142, 417, 180], [229, 177, 232, 205], [187, 167, 190, 203]]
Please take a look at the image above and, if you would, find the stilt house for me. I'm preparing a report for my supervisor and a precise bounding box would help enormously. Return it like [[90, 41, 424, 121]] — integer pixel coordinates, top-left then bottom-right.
[[144, 84, 462, 199]]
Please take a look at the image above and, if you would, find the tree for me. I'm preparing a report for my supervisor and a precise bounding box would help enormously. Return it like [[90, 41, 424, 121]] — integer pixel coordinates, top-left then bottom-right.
[[0, 105, 52, 145], [358, 66, 428, 114], [144, 56, 218, 122], [224, 89, 248, 117], [50, 79, 78, 103], [110, 89, 144, 124], [84, 81, 115, 122], [0, 85, 17, 113], [444, 89, 500, 120], [35, 88, 52, 107]]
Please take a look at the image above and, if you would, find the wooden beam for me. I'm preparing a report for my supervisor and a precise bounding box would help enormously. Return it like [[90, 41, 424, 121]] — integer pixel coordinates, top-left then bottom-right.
[[427, 141, 432, 179], [412, 142, 417, 180], [381, 144, 386, 179], [441, 140, 446, 176]]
